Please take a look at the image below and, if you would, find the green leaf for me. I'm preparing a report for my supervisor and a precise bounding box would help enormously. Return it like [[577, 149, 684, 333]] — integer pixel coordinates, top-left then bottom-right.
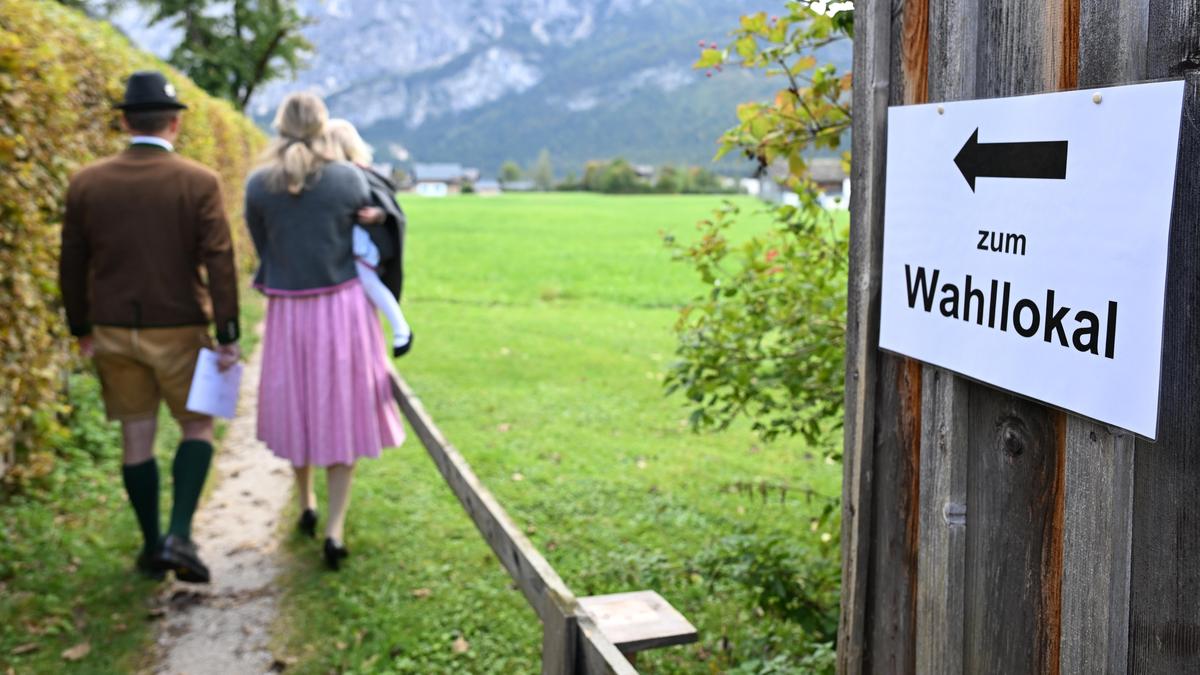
[[693, 48, 725, 69]]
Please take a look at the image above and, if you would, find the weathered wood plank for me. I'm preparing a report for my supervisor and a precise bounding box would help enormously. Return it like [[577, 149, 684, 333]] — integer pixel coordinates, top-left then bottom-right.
[[846, 1, 928, 672], [543, 605, 579, 675], [576, 612, 638, 675], [1146, 1, 1200, 78], [838, 0, 893, 669], [1128, 69, 1200, 673], [1058, 5, 1145, 672], [1060, 424, 1134, 674], [394, 374, 572, 622], [1078, 0, 1148, 86], [927, 0, 979, 97], [864, 355, 921, 673], [391, 375, 636, 674], [963, 395, 1065, 675], [915, 366, 968, 675], [578, 591, 697, 654], [893, 0, 930, 106], [914, 1, 977, 670], [960, 3, 1071, 673], [1053, 0, 1080, 89]]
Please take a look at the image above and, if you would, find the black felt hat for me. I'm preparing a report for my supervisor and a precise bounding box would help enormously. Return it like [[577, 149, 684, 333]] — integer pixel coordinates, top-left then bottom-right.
[[116, 71, 188, 111]]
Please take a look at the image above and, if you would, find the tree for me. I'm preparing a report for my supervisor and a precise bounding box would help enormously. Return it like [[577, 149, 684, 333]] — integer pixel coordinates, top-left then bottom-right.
[[681, 166, 725, 194], [531, 149, 554, 191], [655, 165, 681, 193], [665, 2, 854, 448], [147, 0, 312, 110], [499, 160, 523, 183], [597, 159, 646, 193]]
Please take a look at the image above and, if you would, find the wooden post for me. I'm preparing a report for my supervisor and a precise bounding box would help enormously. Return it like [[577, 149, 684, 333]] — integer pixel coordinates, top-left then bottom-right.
[[542, 595, 578, 675], [1058, 2, 1147, 672], [838, 0, 893, 670], [1127, 5, 1200, 666], [841, 1, 1200, 673], [914, 0, 976, 670]]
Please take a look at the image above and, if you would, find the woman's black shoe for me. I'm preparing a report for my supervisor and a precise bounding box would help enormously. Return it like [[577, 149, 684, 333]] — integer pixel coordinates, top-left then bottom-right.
[[323, 537, 349, 571], [298, 509, 318, 538]]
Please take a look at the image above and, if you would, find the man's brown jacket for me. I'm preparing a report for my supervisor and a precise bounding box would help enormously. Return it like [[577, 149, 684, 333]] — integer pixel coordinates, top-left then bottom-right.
[[60, 144, 240, 344]]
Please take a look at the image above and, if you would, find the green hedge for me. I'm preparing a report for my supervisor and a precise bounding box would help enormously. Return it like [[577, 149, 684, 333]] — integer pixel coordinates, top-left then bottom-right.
[[0, 0, 265, 473]]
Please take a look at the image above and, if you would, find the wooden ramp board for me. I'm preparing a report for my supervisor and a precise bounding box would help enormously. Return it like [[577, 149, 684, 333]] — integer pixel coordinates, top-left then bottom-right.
[[578, 591, 698, 654]]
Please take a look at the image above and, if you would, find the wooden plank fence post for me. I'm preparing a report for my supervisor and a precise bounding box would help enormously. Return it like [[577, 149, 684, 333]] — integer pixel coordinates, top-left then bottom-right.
[[914, 0, 975, 670], [842, 1, 1200, 674], [1128, 2, 1200, 668], [838, 0, 893, 670], [1058, 2, 1148, 672], [957, 4, 1075, 672]]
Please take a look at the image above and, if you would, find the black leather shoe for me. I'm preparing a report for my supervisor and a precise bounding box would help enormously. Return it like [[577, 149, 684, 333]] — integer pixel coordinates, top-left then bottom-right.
[[393, 333, 413, 358], [323, 538, 349, 571], [298, 509, 318, 538], [155, 534, 211, 584], [136, 548, 165, 581]]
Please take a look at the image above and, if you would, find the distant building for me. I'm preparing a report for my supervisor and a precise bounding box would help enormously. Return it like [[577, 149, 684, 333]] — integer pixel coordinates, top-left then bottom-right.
[[633, 164, 655, 180], [413, 163, 468, 194], [475, 179, 502, 197], [501, 179, 536, 192], [807, 158, 848, 195], [415, 182, 449, 198], [758, 157, 850, 210]]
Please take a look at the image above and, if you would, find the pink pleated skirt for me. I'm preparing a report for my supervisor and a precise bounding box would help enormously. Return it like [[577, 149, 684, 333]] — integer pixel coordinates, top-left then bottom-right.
[[257, 280, 405, 467]]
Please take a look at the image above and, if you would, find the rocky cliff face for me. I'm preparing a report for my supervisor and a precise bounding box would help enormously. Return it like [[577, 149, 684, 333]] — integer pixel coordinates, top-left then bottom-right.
[[113, 0, 848, 173]]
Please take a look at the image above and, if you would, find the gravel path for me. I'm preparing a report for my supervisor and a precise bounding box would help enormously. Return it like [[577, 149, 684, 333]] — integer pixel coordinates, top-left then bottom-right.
[[151, 344, 294, 675]]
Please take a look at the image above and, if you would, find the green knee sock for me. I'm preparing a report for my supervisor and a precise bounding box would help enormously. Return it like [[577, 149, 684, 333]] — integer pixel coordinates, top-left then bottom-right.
[[122, 459, 160, 554], [167, 440, 213, 541]]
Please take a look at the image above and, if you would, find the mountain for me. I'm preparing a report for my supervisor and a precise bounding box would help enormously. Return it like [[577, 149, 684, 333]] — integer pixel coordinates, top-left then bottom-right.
[[111, 1, 851, 176]]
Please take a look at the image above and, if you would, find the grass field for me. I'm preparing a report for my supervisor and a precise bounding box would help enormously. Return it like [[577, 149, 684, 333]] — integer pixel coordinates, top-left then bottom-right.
[[275, 193, 842, 674]]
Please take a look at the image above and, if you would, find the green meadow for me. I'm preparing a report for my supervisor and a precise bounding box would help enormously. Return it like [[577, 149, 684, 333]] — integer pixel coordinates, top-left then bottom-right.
[[275, 193, 842, 673]]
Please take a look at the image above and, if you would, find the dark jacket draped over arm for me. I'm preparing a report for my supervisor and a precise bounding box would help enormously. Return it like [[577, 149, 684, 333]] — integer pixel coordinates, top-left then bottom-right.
[[359, 167, 406, 301]]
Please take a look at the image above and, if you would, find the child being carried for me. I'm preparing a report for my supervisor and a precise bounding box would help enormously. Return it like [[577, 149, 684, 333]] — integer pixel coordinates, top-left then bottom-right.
[[324, 119, 412, 357]]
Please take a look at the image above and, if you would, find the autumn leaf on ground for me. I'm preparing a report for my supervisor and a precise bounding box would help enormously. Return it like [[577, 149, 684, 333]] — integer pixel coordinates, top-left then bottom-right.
[[61, 642, 90, 661], [452, 636, 470, 654], [11, 643, 39, 655], [410, 588, 432, 599]]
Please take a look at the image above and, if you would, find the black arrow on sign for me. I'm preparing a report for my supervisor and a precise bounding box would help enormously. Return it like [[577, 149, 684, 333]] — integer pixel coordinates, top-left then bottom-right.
[[953, 127, 1068, 191]]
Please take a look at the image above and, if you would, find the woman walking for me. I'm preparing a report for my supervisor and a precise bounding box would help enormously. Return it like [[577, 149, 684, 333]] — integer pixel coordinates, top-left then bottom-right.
[[245, 93, 404, 569]]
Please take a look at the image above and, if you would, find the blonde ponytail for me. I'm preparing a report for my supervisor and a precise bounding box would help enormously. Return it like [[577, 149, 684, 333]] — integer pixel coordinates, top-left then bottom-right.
[[258, 92, 332, 195]]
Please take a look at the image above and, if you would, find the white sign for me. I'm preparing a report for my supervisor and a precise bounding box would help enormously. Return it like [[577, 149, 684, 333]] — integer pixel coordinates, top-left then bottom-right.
[[879, 81, 1185, 438]]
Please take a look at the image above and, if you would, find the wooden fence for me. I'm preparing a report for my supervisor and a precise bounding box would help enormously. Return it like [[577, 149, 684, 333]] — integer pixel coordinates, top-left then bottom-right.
[[392, 375, 696, 674], [840, 0, 1199, 673]]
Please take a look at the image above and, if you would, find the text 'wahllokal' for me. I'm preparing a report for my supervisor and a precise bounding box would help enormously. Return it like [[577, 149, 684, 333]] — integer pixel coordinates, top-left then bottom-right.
[[903, 265, 1117, 359]]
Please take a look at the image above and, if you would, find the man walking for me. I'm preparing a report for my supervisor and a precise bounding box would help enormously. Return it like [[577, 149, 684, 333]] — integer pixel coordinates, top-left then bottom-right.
[[59, 71, 241, 583]]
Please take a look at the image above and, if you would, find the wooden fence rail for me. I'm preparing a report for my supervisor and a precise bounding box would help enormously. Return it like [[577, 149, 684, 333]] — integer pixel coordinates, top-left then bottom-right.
[[391, 374, 693, 674]]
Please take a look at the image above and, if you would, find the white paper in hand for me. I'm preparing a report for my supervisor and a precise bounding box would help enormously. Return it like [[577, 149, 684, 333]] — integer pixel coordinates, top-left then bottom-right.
[[185, 348, 243, 419]]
